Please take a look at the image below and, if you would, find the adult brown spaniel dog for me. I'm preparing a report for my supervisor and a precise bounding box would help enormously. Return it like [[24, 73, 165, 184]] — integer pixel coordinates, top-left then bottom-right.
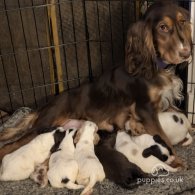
[[0, 2, 192, 168]]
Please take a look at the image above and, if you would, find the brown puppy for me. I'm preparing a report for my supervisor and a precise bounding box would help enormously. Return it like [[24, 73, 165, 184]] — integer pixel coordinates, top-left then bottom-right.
[[95, 130, 147, 189]]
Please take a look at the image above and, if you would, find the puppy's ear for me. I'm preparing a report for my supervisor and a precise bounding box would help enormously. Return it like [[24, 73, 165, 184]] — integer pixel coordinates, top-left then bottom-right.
[[73, 130, 81, 144], [125, 21, 156, 79], [93, 133, 100, 145], [142, 147, 153, 158], [142, 145, 159, 158], [153, 135, 173, 155], [73, 128, 84, 144], [50, 130, 66, 153]]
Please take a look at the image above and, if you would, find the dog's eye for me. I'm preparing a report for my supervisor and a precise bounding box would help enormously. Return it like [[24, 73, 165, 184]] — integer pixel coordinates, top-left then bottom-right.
[[179, 20, 186, 25], [159, 24, 169, 32]]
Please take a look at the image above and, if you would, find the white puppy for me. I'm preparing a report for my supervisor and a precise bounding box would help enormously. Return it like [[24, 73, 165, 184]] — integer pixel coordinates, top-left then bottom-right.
[[158, 112, 193, 146], [0, 127, 65, 181], [75, 121, 105, 195], [47, 128, 84, 189], [115, 131, 178, 174]]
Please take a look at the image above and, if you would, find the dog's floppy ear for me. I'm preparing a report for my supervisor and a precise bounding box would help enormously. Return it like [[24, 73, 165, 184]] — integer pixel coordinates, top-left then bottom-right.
[[143, 144, 168, 162], [73, 129, 82, 144], [93, 133, 100, 145], [125, 21, 156, 79], [142, 145, 159, 158], [50, 130, 66, 153], [73, 126, 86, 144], [153, 135, 173, 155]]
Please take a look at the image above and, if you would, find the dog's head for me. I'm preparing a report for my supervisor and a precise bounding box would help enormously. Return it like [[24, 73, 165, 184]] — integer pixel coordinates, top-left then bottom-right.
[[145, 2, 192, 64], [125, 2, 192, 78], [151, 135, 175, 165], [74, 121, 100, 145]]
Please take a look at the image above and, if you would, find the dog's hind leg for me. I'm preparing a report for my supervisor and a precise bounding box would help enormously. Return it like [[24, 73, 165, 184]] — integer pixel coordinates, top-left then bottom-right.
[[0, 112, 38, 143]]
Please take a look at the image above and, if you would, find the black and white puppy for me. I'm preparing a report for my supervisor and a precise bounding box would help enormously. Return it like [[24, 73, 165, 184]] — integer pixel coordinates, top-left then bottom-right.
[[115, 131, 178, 174], [47, 128, 84, 189], [0, 127, 65, 181], [95, 130, 147, 189], [75, 121, 105, 195], [30, 127, 67, 187], [158, 112, 193, 146]]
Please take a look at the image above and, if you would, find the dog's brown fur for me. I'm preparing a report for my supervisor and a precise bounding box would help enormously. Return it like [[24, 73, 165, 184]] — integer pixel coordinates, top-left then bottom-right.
[[0, 68, 183, 165], [125, 2, 192, 79], [0, 3, 191, 169]]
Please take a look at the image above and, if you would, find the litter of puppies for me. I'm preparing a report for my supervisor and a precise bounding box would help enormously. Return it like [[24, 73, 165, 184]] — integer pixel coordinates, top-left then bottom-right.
[[0, 111, 193, 195]]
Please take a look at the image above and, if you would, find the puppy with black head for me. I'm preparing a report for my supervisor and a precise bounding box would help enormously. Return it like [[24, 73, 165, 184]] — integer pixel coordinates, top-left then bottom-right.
[[30, 124, 81, 188], [95, 130, 147, 189], [47, 128, 84, 190], [115, 131, 178, 174]]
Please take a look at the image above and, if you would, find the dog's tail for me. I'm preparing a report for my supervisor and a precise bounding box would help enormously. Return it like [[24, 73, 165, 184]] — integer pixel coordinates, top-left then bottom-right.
[[61, 178, 84, 190], [80, 174, 96, 195], [0, 112, 38, 143]]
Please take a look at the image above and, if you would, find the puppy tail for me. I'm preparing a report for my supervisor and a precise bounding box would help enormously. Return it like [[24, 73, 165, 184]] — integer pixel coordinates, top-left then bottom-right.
[[61, 178, 84, 190], [80, 174, 96, 195], [0, 112, 38, 143]]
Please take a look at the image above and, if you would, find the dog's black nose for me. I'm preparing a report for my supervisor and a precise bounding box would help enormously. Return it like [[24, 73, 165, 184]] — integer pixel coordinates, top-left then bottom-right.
[[179, 48, 191, 59]]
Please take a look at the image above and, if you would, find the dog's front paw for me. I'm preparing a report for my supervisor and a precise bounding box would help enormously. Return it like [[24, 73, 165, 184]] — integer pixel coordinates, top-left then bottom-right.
[[98, 121, 114, 132], [128, 124, 146, 136], [125, 118, 146, 136]]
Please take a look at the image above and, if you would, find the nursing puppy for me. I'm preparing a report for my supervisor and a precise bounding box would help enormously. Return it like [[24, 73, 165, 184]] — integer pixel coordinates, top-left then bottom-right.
[[95, 130, 147, 189], [0, 127, 65, 181], [29, 120, 84, 188], [158, 112, 193, 146], [115, 131, 178, 174], [75, 121, 105, 195], [47, 128, 84, 190]]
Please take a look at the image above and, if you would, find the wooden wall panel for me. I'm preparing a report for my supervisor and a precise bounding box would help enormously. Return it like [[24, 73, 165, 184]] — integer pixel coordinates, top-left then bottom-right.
[[0, 0, 136, 113]]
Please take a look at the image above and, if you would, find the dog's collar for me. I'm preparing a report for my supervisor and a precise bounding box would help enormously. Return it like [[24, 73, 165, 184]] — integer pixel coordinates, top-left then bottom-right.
[[156, 58, 177, 73], [156, 58, 168, 69]]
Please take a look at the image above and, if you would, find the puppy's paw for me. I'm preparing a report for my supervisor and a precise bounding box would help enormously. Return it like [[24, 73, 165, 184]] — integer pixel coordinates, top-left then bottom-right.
[[128, 126, 146, 136], [181, 133, 193, 146], [125, 119, 146, 136], [30, 165, 48, 187], [170, 157, 188, 170]]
